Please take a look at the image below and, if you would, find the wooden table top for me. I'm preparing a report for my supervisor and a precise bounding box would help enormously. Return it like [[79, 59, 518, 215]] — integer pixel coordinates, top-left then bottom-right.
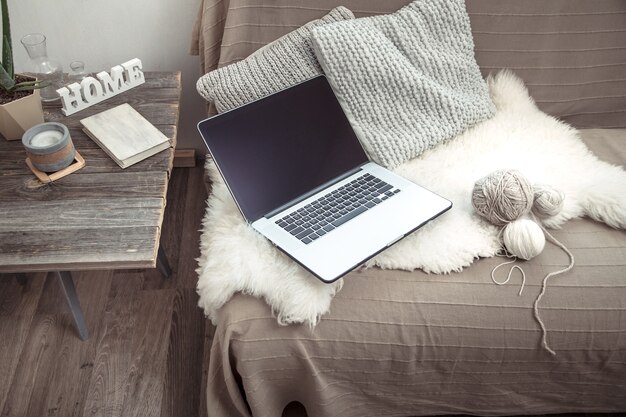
[[0, 71, 181, 273]]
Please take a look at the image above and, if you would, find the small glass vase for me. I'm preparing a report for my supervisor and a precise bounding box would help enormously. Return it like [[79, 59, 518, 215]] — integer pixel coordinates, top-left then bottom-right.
[[20, 33, 64, 102], [69, 61, 88, 84]]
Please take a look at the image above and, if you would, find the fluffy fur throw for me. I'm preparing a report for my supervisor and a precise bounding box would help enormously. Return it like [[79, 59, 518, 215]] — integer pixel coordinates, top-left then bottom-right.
[[196, 72, 626, 326]]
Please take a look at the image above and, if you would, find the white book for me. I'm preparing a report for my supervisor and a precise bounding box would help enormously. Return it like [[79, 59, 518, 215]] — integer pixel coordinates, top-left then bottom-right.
[[80, 103, 171, 168]]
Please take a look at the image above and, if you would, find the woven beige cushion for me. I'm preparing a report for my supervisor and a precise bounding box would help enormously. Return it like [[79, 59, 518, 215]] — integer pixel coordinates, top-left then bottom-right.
[[196, 6, 354, 113], [311, 0, 495, 168]]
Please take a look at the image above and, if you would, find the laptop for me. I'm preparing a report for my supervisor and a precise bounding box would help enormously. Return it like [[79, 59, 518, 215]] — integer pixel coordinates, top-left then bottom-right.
[[197, 75, 452, 283]]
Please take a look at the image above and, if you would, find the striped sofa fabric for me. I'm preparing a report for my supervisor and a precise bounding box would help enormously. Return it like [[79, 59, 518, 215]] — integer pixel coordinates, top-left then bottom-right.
[[191, 0, 626, 128]]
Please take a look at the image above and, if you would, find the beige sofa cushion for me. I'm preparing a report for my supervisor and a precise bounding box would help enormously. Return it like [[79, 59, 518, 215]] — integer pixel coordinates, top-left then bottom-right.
[[468, 0, 626, 129]]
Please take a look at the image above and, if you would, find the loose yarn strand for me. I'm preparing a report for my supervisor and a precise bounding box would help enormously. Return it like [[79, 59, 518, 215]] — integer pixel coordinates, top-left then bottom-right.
[[491, 237, 526, 296], [491, 258, 526, 296], [530, 213, 575, 356]]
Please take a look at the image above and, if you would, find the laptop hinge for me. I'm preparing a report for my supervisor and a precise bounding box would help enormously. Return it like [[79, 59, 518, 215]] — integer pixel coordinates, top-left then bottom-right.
[[264, 164, 366, 219]]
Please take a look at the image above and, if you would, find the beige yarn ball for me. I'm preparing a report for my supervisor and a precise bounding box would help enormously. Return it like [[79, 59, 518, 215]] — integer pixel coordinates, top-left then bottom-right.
[[472, 170, 534, 226], [503, 218, 546, 260], [533, 184, 565, 217]]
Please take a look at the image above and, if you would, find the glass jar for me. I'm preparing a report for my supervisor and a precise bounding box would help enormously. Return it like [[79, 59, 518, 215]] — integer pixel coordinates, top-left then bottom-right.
[[69, 61, 88, 84], [20, 33, 64, 102]]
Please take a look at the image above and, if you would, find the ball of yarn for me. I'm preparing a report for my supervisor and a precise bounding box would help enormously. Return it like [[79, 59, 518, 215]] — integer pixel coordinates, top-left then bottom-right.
[[533, 184, 565, 217], [503, 218, 546, 260], [472, 170, 534, 226]]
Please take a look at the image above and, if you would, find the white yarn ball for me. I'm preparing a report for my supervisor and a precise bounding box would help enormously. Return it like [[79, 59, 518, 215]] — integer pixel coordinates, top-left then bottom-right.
[[503, 218, 546, 260]]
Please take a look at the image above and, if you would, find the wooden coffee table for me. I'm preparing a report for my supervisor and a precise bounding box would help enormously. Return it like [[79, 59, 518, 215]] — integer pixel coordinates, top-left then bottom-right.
[[0, 71, 181, 340]]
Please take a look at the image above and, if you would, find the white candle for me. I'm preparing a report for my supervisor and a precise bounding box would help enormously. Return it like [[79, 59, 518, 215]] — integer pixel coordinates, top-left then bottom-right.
[[30, 130, 64, 148]]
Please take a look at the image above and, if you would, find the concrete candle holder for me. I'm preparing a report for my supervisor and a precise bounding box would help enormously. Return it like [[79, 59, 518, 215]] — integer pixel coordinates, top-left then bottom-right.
[[22, 122, 76, 172]]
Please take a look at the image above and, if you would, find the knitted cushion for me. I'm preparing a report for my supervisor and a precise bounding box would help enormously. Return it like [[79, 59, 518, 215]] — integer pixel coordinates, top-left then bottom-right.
[[196, 6, 354, 113], [311, 0, 496, 168]]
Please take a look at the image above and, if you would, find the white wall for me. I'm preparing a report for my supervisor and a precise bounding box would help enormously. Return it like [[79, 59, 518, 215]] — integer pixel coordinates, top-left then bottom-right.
[[7, 0, 208, 153]]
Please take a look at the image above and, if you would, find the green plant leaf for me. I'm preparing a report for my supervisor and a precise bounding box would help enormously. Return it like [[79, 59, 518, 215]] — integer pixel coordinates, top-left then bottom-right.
[[2, 35, 13, 79], [13, 83, 46, 92], [0, 63, 15, 91], [1, 0, 13, 78], [14, 80, 44, 88], [12, 78, 50, 92]]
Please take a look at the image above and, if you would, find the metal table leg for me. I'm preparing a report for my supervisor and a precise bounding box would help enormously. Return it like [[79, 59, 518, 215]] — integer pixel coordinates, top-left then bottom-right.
[[156, 245, 172, 278], [56, 271, 89, 341]]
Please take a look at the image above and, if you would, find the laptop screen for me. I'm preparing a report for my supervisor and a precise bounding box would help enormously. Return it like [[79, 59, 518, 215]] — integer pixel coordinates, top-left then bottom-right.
[[198, 76, 369, 222]]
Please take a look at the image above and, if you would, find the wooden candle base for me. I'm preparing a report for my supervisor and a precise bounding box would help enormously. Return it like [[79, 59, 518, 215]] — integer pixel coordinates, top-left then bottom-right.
[[25, 151, 85, 183]]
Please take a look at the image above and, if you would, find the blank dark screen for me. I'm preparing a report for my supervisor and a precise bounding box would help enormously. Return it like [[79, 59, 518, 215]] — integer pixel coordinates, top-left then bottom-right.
[[198, 76, 369, 221]]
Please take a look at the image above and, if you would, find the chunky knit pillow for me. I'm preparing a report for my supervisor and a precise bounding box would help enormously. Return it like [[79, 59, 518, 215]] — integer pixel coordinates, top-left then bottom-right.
[[311, 0, 495, 168], [196, 6, 354, 113]]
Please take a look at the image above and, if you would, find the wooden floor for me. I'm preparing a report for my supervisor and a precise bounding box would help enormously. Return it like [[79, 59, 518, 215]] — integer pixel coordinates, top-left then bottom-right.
[[0, 165, 211, 417]]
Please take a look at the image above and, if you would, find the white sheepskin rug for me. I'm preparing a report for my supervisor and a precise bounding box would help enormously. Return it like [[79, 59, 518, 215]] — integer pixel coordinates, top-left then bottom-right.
[[196, 71, 626, 326]]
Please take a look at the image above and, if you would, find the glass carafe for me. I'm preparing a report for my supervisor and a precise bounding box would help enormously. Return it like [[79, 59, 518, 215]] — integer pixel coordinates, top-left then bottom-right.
[[20, 33, 64, 102]]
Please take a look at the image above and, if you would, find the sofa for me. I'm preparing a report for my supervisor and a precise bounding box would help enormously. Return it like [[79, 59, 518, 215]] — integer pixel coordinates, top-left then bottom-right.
[[191, 1, 626, 416]]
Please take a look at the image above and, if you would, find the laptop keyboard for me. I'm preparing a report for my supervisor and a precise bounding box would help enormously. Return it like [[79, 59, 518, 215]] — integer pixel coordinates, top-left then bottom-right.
[[275, 173, 400, 244]]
